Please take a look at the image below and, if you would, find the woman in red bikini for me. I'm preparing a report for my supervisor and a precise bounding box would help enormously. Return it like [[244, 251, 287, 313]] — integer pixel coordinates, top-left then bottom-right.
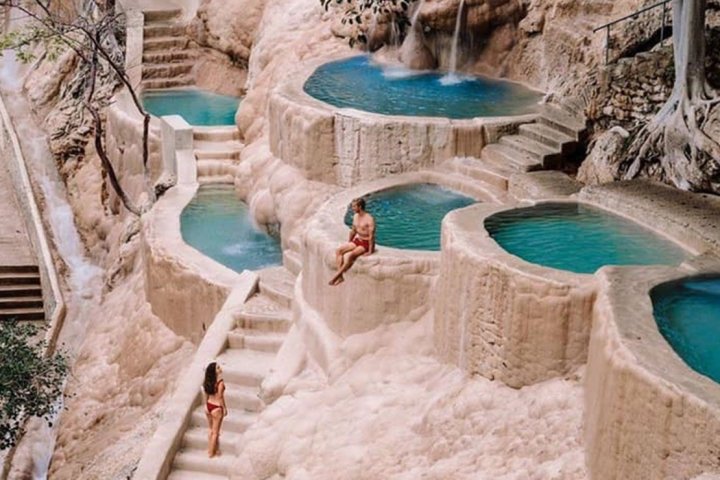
[[329, 197, 375, 286], [203, 362, 227, 458]]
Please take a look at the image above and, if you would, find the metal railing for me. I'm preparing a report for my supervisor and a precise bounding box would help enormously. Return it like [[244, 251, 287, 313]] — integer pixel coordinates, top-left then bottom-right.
[[594, 0, 672, 65]]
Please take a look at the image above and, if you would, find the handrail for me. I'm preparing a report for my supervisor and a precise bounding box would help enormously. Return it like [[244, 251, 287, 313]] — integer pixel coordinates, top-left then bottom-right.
[[593, 0, 672, 65], [593, 0, 672, 32]]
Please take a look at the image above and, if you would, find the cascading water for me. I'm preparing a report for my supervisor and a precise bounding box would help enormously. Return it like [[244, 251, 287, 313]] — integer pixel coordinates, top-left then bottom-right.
[[442, 0, 466, 85], [411, 0, 426, 26], [0, 50, 103, 479]]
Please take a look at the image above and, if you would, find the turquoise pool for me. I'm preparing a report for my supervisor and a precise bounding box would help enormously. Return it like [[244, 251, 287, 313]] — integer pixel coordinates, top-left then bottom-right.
[[652, 276, 720, 383], [141, 88, 240, 126], [485, 203, 689, 274], [344, 184, 476, 251], [304, 56, 542, 119], [180, 185, 281, 272]]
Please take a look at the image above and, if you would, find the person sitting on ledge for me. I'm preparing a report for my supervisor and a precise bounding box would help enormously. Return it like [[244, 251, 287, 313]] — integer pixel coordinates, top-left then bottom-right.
[[329, 197, 375, 286]]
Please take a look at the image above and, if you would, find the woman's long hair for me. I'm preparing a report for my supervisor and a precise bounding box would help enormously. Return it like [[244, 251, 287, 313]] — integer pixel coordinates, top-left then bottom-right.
[[203, 362, 217, 395]]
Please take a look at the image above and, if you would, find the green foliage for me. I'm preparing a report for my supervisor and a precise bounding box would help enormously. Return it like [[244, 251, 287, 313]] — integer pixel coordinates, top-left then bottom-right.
[[320, 0, 417, 48], [0, 321, 67, 450], [0, 25, 66, 63]]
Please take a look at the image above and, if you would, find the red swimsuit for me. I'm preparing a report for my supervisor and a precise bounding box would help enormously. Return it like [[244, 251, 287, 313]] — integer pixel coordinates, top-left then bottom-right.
[[352, 235, 370, 251], [206, 379, 224, 413]]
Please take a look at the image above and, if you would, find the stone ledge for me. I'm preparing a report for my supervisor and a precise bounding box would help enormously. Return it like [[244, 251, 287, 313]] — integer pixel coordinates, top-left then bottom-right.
[[268, 57, 537, 187], [585, 267, 720, 480]]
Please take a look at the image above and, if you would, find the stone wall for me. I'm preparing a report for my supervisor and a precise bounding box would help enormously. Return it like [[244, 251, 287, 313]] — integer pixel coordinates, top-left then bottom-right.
[[434, 203, 597, 388], [268, 66, 535, 187], [585, 268, 720, 480], [590, 46, 674, 131]]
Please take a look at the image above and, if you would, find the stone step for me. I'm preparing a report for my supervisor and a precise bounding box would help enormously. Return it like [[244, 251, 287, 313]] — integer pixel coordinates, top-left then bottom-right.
[[0, 296, 43, 309], [144, 8, 183, 23], [181, 426, 241, 451], [143, 36, 188, 51], [142, 62, 194, 80], [0, 307, 44, 321], [450, 157, 510, 191], [189, 406, 256, 434], [227, 329, 284, 353], [538, 105, 586, 139], [142, 75, 195, 90], [144, 23, 187, 39], [168, 469, 228, 480], [193, 128, 240, 142], [216, 348, 274, 385], [518, 123, 576, 151], [193, 140, 243, 160], [222, 386, 264, 412], [0, 285, 42, 298], [257, 267, 295, 309], [282, 249, 302, 276], [0, 272, 41, 286], [0, 265, 38, 274], [481, 143, 541, 172], [143, 50, 193, 64], [499, 135, 560, 165], [172, 450, 232, 477]]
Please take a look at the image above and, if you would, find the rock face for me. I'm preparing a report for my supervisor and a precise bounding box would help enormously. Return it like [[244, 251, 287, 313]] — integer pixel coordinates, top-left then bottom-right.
[[189, 0, 267, 64], [577, 126, 630, 185]]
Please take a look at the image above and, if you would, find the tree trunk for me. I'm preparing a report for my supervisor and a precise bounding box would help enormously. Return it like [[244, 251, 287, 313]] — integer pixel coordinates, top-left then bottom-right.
[[624, 0, 720, 192]]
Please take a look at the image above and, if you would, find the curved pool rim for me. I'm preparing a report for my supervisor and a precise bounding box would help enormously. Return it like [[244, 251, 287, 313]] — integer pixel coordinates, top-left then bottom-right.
[[584, 266, 720, 480], [650, 273, 720, 384], [279, 55, 541, 125], [302, 55, 545, 120], [483, 199, 697, 275]]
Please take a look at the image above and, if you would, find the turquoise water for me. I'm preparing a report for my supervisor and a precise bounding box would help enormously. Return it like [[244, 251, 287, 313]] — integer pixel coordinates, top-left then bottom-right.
[[180, 185, 281, 272], [343, 184, 476, 251], [652, 276, 720, 383], [304, 56, 542, 119], [141, 88, 240, 126], [485, 203, 689, 274]]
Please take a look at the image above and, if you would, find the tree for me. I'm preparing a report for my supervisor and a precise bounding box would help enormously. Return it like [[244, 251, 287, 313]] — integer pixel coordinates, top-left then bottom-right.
[[321, 0, 416, 48], [624, 0, 720, 191], [0, 0, 154, 215], [0, 321, 67, 451]]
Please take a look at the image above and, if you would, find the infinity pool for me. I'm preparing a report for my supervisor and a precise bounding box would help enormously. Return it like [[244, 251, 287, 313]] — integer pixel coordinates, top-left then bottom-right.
[[485, 203, 689, 274], [142, 88, 240, 126], [304, 56, 542, 119], [181, 185, 281, 272], [344, 184, 475, 251], [652, 276, 720, 383]]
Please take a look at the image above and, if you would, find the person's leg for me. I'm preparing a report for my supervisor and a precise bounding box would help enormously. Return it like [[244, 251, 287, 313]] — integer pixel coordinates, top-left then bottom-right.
[[335, 242, 356, 269], [216, 413, 225, 455], [209, 409, 222, 457], [329, 246, 366, 285], [205, 410, 213, 456]]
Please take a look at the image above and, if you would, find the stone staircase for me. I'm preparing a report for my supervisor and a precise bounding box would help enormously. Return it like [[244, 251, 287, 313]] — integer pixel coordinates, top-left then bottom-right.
[[167, 266, 295, 480], [142, 8, 195, 90], [0, 265, 44, 322], [442, 98, 587, 192], [193, 127, 244, 182]]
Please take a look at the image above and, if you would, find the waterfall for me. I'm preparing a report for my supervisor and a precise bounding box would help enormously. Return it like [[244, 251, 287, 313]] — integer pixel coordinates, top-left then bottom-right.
[[411, 0, 426, 26], [0, 50, 103, 480], [449, 0, 465, 74]]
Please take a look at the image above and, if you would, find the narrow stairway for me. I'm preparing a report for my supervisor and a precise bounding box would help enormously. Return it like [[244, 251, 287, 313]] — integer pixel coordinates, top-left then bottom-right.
[[442, 97, 587, 191], [142, 8, 195, 90], [168, 266, 295, 480], [0, 265, 44, 322], [193, 127, 244, 183]]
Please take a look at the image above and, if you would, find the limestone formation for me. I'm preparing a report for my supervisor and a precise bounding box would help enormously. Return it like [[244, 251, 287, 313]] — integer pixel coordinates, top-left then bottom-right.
[[577, 126, 630, 185]]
